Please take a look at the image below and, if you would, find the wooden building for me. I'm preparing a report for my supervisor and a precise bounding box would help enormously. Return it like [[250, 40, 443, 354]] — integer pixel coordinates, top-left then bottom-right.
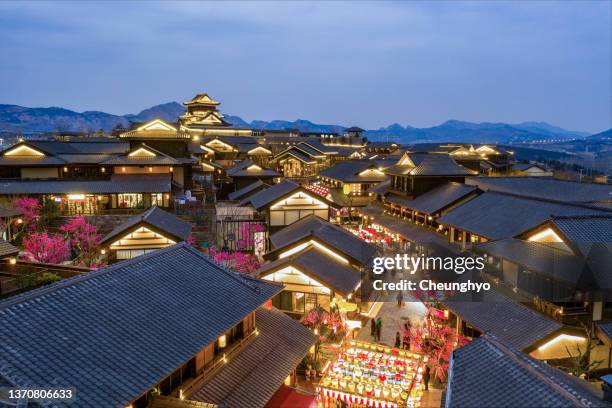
[[258, 215, 378, 316], [0, 243, 316, 408], [384, 152, 477, 197], [239, 179, 338, 233], [226, 159, 280, 191], [99, 206, 192, 261]]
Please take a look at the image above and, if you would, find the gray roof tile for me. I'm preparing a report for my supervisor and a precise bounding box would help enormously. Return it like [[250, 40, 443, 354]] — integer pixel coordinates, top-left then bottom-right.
[[0, 239, 18, 259], [258, 246, 361, 296], [239, 180, 301, 210], [385, 182, 478, 215], [0, 174, 171, 195], [466, 176, 612, 204], [0, 243, 282, 408], [443, 289, 562, 351], [190, 307, 316, 408], [385, 153, 476, 177], [446, 333, 608, 407], [227, 180, 269, 201], [319, 161, 388, 183], [100, 206, 192, 245], [438, 191, 609, 240], [268, 214, 378, 265]]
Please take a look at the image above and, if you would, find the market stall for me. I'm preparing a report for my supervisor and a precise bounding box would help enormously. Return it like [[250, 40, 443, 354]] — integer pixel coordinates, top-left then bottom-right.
[[317, 340, 426, 408]]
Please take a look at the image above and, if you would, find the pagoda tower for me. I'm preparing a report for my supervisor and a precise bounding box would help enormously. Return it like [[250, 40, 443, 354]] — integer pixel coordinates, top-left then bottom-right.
[[179, 93, 231, 128]]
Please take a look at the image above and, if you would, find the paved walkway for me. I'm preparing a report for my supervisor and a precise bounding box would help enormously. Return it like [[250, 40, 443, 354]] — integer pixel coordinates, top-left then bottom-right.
[[356, 297, 427, 346]]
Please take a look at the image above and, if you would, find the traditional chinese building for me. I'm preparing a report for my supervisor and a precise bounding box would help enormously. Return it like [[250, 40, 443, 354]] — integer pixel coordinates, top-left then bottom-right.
[[0, 243, 316, 408], [99, 205, 192, 261], [226, 159, 280, 191], [239, 179, 338, 233], [445, 333, 608, 407], [258, 215, 378, 316]]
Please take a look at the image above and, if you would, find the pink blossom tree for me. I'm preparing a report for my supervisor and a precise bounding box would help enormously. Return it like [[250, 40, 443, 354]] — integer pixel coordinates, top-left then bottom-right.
[[14, 197, 41, 232], [410, 306, 469, 383], [235, 223, 265, 251], [207, 246, 262, 274], [22, 232, 70, 264], [59, 217, 103, 267]]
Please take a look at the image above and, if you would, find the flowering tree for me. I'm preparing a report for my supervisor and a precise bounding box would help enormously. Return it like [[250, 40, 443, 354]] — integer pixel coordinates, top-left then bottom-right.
[[59, 217, 102, 267], [235, 223, 266, 251], [302, 306, 347, 343], [207, 246, 262, 274], [410, 306, 468, 383], [14, 197, 41, 232], [22, 232, 70, 264]]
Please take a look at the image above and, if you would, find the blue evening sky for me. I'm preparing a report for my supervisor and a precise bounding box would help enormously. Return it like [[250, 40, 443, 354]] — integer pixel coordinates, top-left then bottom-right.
[[0, 1, 610, 133]]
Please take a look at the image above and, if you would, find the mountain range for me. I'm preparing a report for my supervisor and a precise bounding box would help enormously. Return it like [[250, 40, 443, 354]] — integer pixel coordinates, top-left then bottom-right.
[[0, 101, 600, 144]]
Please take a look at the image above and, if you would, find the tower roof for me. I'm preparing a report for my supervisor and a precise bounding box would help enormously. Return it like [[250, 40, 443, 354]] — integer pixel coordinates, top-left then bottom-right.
[[184, 93, 220, 106]]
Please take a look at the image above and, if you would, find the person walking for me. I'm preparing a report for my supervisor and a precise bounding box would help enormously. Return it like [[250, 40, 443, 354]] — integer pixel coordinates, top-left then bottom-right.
[[375, 317, 383, 342], [423, 366, 431, 391], [370, 318, 376, 339], [396, 291, 403, 307], [402, 322, 411, 350], [394, 332, 401, 348]]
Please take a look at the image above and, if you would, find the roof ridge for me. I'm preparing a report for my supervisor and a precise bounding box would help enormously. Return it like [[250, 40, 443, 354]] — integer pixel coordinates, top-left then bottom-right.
[[481, 334, 600, 406], [182, 245, 276, 293], [0, 242, 193, 310], [486, 191, 612, 213], [552, 214, 612, 220]]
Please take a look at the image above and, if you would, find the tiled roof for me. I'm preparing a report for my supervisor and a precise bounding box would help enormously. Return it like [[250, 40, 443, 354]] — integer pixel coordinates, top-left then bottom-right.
[[319, 161, 388, 183], [189, 307, 316, 408], [368, 180, 391, 195], [294, 143, 326, 157], [0, 174, 172, 194], [0, 243, 282, 408], [0, 155, 66, 166], [28, 140, 129, 154], [258, 246, 361, 296], [465, 176, 612, 204], [300, 140, 339, 154], [0, 239, 18, 259], [385, 153, 476, 177], [551, 215, 612, 257], [512, 163, 548, 171], [56, 154, 115, 164], [443, 288, 562, 351], [239, 179, 301, 210], [226, 160, 280, 178], [274, 148, 316, 164], [100, 206, 192, 245], [596, 321, 612, 344], [385, 182, 478, 215], [268, 214, 378, 266], [476, 238, 589, 284], [202, 136, 258, 145], [446, 333, 608, 407], [227, 180, 270, 201], [437, 191, 609, 240], [101, 144, 180, 166], [0, 206, 21, 218]]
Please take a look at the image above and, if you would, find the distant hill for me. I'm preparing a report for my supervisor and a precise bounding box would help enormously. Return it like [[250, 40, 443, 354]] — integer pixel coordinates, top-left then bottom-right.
[[364, 120, 589, 144], [0, 102, 592, 145], [0, 102, 186, 134]]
